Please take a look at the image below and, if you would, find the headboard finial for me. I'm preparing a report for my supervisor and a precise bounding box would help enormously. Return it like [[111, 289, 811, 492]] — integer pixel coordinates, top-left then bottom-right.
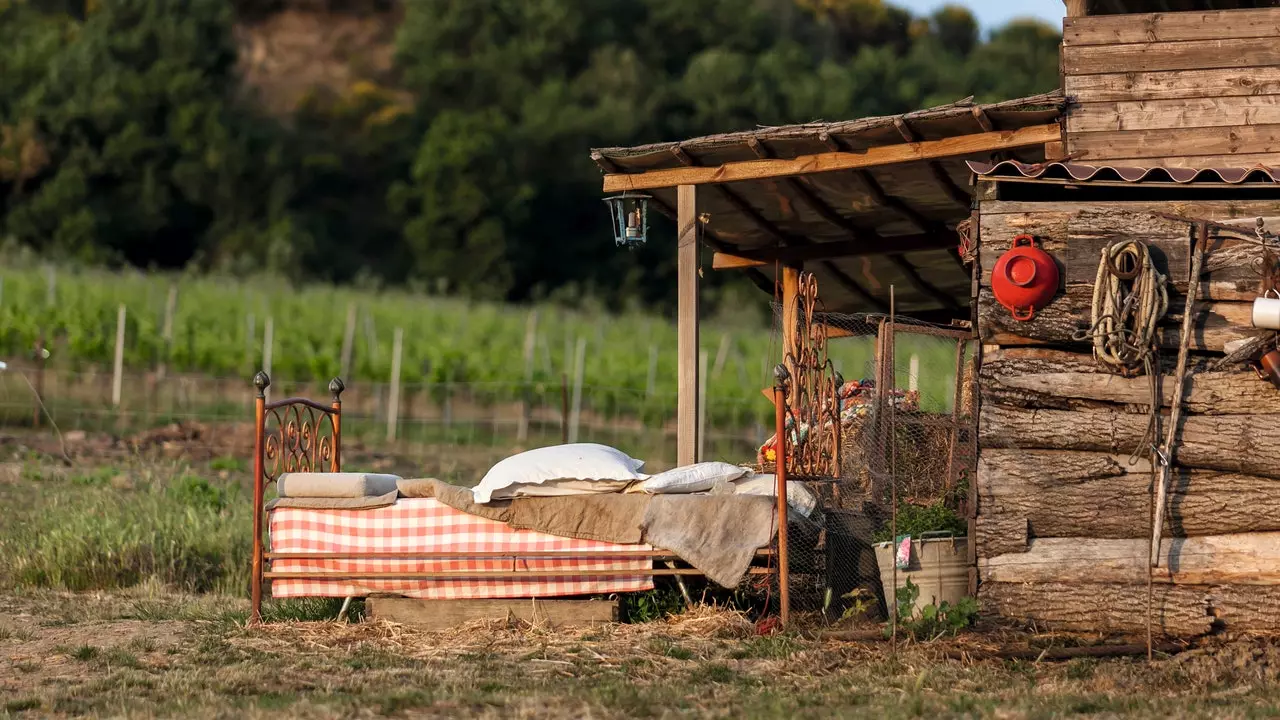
[[329, 377, 345, 400], [254, 371, 271, 397], [773, 363, 791, 385]]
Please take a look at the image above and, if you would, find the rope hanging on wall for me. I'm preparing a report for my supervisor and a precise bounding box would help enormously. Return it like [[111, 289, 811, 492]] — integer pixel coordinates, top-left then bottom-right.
[[1075, 240, 1170, 375]]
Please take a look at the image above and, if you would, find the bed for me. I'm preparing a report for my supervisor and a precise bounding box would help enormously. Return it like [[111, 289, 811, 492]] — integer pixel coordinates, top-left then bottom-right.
[[248, 372, 776, 624]]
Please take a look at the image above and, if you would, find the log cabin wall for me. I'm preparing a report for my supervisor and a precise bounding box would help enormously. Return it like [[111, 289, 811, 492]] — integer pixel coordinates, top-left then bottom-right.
[[974, 192, 1280, 637], [1063, 8, 1280, 168]]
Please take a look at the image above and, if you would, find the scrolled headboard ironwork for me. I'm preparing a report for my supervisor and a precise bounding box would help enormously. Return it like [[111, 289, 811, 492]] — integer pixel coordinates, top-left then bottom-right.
[[257, 373, 345, 484], [781, 272, 842, 478]]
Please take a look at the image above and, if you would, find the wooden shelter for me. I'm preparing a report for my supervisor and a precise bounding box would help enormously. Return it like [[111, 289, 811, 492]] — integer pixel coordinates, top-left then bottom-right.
[[593, 1, 1280, 637]]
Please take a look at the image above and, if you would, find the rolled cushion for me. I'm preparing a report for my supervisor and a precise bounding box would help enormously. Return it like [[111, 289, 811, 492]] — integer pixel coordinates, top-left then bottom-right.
[[276, 472, 401, 498]]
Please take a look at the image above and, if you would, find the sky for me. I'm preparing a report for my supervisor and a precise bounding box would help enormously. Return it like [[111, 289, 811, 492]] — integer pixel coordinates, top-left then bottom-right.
[[894, 0, 1063, 31]]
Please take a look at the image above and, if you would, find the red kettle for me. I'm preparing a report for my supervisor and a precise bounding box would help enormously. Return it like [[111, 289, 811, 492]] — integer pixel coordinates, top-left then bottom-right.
[[992, 235, 1059, 321]]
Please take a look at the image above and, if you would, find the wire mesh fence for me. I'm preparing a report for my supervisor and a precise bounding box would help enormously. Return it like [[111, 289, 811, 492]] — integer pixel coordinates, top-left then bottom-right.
[[755, 306, 978, 632]]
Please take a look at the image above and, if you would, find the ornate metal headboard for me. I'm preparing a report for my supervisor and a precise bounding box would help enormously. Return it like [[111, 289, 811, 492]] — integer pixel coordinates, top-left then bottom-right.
[[780, 272, 842, 479], [249, 370, 345, 623]]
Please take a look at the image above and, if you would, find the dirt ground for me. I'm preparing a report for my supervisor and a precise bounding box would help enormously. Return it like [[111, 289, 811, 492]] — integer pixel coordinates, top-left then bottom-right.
[[4, 588, 1280, 719]]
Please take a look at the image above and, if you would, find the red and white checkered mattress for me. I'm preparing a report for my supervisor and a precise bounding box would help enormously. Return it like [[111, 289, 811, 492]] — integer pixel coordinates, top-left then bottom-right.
[[268, 498, 655, 599]]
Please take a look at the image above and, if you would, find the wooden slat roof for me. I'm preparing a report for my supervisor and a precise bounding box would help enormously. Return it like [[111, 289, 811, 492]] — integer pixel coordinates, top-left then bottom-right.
[[591, 91, 1066, 318]]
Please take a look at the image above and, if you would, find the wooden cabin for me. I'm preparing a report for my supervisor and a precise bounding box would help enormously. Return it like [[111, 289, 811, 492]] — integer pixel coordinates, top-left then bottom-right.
[[593, 0, 1280, 637]]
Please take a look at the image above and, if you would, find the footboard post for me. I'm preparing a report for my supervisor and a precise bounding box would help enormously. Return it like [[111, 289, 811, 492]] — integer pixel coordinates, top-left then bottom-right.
[[251, 371, 270, 625], [773, 364, 791, 628], [329, 377, 344, 472]]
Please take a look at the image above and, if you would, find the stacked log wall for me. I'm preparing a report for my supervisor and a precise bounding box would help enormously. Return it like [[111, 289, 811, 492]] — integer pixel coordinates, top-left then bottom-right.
[[975, 197, 1280, 636], [1063, 8, 1280, 168]]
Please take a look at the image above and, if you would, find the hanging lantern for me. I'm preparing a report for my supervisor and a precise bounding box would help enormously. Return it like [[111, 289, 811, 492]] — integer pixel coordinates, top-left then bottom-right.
[[603, 192, 650, 249]]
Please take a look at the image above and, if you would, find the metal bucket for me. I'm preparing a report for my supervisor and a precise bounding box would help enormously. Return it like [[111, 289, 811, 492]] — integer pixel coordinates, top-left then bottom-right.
[[873, 532, 969, 616]]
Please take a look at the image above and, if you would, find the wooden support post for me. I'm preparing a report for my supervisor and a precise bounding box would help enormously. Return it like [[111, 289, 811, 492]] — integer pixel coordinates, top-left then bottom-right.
[[1063, 0, 1088, 17], [340, 303, 357, 382], [781, 265, 802, 377], [111, 304, 126, 408], [45, 266, 55, 307], [32, 330, 44, 428], [677, 185, 699, 467], [388, 327, 403, 442], [645, 344, 658, 399], [908, 354, 919, 393], [159, 285, 177, 379]]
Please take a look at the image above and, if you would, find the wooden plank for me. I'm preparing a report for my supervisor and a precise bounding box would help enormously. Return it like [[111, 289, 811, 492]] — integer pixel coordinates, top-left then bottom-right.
[[1064, 8, 1280, 46], [602, 124, 1063, 192], [981, 533, 1280, 586], [367, 597, 618, 631], [1066, 66, 1280, 103], [980, 404, 1280, 480], [980, 581, 1216, 637], [1068, 95, 1280, 133], [1064, 37, 1280, 76], [1074, 152, 1280, 168], [1067, 123, 1280, 160], [980, 198, 1280, 218], [677, 185, 698, 467], [980, 346, 1280, 415], [979, 448, 1280, 538], [978, 287, 1256, 352], [979, 207, 1270, 301], [709, 234, 953, 270]]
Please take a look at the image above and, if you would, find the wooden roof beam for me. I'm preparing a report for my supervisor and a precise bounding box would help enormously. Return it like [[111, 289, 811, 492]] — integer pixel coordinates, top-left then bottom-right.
[[667, 145, 886, 311], [892, 116, 973, 208], [711, 234, 958, 269], [601, 124, 1061, 192], [591, 150, 774, 291], [740, 138, 956, 311]]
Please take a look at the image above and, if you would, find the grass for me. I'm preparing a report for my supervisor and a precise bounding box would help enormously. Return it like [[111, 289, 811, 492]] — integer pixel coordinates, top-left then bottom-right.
[[3, 589, 1280, 718]]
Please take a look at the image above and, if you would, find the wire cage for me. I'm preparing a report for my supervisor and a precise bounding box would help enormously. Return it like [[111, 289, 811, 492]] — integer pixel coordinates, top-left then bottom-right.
[[754, 295, 979, 630]]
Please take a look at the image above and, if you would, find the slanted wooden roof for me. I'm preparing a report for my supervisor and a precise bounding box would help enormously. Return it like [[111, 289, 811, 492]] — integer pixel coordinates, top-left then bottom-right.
[[591, 91, 1065, 318]]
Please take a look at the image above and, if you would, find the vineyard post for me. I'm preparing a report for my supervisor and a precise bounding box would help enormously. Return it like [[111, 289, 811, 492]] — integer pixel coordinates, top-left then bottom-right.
[[560, 373, 569, 445], [568, 337, 586, 443], [908, 353, 919, 393], [697, 350, 708, 462], [645, 344, 658, 399], [712, 333, 731, 379], [263, 318, 274, 403], [388, 327, 403, 441], [45, 266, 55, 307], [340, 303, 356, 382], [517, 309, 538, 443], [245, 313, 256, 374], [159, 284, 177, 380], [32, 330, 45, 428], [111, 304, 126, 408], [0, 276, 5, 307]]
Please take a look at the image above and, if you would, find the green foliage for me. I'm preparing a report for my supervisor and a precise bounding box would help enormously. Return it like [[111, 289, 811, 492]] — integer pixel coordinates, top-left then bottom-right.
[[873, 500, 967, 543], [0, 0, 1060, 310], [888, 578, 979, 640]]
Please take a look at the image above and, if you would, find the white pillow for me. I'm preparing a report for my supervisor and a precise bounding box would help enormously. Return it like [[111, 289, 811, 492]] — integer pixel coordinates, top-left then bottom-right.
[[472, 443, 646, 504], [731, 474, 818, 518], [641, 462, 751, 494]]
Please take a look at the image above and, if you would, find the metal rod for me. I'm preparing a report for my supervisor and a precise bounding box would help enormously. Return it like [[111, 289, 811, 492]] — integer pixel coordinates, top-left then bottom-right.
[[774, 380, 791, 628], [264, 568, 775, 580], [889, 285, 898, 651], [251, 372, 270, 625]]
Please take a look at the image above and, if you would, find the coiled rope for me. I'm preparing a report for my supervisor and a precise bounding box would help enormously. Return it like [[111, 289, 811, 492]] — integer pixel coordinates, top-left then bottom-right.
[[1074, 240, 1170, 375]]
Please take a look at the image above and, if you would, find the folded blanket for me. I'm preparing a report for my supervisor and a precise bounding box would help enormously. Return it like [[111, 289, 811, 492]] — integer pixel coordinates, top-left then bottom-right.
[[277, 472, 401, 498], [642, 494, 777, 588], [266, 490, 399, 511], [397, 477, 774, 587]]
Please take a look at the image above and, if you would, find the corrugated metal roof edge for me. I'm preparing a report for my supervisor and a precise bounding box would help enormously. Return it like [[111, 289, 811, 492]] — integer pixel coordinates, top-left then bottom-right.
[[967, 160, 1280, 185]]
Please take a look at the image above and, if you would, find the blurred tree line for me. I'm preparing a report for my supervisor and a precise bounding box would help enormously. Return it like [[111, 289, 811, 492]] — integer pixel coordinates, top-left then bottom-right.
[[0, 0, 1059, 312]]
